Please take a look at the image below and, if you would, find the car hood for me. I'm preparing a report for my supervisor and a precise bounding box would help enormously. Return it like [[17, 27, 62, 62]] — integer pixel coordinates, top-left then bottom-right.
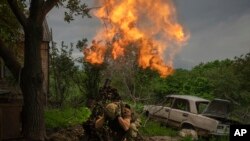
[[202, 99, 232, 119]]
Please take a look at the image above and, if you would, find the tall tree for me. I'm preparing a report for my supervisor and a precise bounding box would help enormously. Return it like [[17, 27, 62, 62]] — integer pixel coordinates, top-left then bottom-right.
[[0, 0, 90, 140], [50, 41, 78, 107], [75, 39, 103, 106]]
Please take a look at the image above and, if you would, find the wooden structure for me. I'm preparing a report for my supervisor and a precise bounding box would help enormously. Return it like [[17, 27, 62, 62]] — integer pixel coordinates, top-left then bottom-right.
[[0, 20, 51, 95], [0, 90, 22, 140], [41, 20, 51, 99], [0, 20, 51, 140]]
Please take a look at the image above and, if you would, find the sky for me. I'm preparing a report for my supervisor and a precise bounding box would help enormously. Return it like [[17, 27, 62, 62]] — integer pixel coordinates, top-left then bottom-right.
[[47, 0, 250, 69]]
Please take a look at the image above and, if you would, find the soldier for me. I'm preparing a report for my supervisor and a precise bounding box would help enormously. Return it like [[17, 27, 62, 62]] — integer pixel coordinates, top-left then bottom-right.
[[95, 102, 132, 141]]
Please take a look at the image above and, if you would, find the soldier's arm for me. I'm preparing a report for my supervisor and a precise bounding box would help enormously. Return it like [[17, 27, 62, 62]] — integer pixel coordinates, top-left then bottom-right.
[[95, 116, 105, 129], [118, 117, 131, 131]]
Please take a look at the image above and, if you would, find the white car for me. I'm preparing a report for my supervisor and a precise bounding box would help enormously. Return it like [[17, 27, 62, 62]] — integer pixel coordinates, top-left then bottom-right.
[[143, 95, 237, 136]]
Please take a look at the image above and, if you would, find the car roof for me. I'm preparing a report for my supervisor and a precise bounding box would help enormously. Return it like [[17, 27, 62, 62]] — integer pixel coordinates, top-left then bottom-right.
[[166, 94, 210, 102]]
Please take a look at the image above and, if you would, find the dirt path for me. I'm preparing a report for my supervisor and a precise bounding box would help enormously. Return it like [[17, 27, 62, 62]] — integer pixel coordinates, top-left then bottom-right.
[[47, 125, 183, 141]]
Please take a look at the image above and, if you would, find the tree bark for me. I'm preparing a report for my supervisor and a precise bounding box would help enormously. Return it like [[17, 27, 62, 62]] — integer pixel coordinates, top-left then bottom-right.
[[4, 0, 60, 140], [0, 38, 21, 79], [20, 20, 46, 141]]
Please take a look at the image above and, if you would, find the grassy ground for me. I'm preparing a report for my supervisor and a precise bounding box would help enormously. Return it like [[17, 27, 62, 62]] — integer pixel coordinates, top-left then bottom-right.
[[139, 115, 230, 141], [45, 107, 91, 129], [44, 107, 230, 141], [139, 116, 178, 137]]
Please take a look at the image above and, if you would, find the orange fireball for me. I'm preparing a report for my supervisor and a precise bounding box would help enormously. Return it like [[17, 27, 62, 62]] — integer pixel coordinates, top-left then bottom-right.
[[84, 0, 189, 77]]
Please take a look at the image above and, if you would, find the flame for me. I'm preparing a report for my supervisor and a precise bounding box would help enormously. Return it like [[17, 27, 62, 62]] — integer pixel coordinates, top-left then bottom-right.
[[84, 40, 106, 64], [84, 0, 189, 77], [112, 41, 125, 60]]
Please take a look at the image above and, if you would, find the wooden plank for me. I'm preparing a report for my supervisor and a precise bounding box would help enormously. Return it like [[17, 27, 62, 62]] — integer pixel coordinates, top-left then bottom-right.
[[1, 106, 22, 139]]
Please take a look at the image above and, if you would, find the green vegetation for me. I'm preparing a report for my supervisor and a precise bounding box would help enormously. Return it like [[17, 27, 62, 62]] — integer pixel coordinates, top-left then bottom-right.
[[140, 116, 178, 137], [197, 136, 229, 141], [45, 107, 91, 129], [140, 116, 230, 141], [47, 42, 250, 141], [144, 54, 250, 123]]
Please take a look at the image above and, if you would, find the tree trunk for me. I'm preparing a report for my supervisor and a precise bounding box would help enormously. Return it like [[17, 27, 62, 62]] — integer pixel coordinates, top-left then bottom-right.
[[20, 20, 46, 141]]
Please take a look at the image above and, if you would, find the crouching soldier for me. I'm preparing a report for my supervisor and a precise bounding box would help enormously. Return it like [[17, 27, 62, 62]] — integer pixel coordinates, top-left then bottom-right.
[[95, 102, 132, 141]]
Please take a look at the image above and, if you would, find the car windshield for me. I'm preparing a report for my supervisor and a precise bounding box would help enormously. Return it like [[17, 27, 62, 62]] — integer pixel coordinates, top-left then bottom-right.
[[202, 99, 231, 118], [196, 101, 209, 114]]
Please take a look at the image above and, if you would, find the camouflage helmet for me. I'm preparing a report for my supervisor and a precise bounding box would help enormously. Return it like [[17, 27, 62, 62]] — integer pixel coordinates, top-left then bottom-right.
[[105, 102, 119, 119]]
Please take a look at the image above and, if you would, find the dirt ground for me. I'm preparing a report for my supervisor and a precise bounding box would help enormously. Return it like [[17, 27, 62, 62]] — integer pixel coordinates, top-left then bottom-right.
[[144, 136, 182, 141], [46, 125, 182, 141]]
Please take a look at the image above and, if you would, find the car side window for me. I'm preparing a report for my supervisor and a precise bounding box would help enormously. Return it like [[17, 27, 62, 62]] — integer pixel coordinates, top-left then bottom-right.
[[172, 98, 190, 112], [164, 97, 174, 107]]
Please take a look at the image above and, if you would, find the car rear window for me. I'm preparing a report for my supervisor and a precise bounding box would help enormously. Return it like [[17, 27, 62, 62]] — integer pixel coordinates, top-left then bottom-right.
[[164, 97, 174, 107], [172, 98, 190, 112]]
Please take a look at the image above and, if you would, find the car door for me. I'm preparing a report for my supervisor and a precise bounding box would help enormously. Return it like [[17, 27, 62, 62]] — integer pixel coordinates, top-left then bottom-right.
[[168, 98, 190, 128], [151, 97, 174, 124]]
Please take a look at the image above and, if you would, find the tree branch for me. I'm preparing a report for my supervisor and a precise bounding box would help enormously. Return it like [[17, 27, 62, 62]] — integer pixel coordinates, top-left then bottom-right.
[[7, 0, 27, 28], [0, 38, 22, 81], [42, 0, 59, 17]]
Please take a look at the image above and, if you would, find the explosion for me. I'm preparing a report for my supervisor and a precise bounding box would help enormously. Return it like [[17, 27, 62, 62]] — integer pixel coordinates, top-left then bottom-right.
[[84, 0, 189, 77]]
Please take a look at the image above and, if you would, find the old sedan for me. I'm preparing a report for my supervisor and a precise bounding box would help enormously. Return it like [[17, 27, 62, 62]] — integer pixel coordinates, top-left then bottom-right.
[[143, 95, 236, 137]]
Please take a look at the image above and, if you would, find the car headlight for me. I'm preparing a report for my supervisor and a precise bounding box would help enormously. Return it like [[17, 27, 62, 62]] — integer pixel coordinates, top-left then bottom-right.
[[216, 124, 229, 135]]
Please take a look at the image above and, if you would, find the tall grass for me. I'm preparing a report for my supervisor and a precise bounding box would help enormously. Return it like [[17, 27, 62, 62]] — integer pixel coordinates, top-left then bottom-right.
[[45, 107, 91, 129], [139, 116, 178, 137]]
